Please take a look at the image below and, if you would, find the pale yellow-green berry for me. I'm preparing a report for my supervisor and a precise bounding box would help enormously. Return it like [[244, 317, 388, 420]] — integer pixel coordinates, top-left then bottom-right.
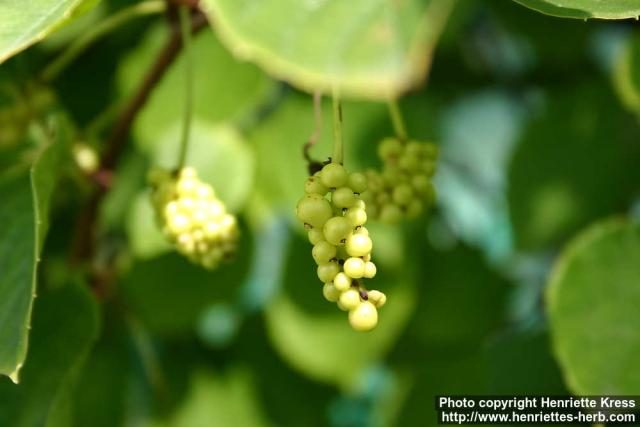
[[339, 289, 361, 311], [349, 301, 378, 332]]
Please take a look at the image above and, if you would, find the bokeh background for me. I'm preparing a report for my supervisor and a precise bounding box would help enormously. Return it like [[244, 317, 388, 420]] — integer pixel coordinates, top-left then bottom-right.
[[1, 0, 639, 426]]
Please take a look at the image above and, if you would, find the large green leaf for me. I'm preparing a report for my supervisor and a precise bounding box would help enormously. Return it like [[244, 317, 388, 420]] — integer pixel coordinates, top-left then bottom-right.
[[0, 282, 99, 427], [547, 219, 640, 394], [513, 0, 640, 19], [0, 121, 69, 382], [201, 0, 456, 99], [0, 0, 98, 63]]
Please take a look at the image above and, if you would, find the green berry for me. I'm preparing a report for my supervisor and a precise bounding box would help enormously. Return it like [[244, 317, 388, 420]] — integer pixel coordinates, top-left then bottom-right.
[[339, 289, 361, 310], [296, 194, 333, 228], [392, 184, 413, 206], [379, 204, 402, 224], [308, 228, 324, 245], [348, 172, 368, 193], [333, 272, 352, 291], [323, 216, 353, 245], [312, 241, 337, 264], [317, 261, 340, 283], [363, 261, 377, 278], [345, 233, 372, 257], [323, 283, 340, 302], [332, 187, 356, 208], [349, 301, 378, 331], [320, 163, 348, 188], [405, 141, 423, 157], [378, 137, 403, 160], [345, 207, 367, 227], [304, 176, 329, 195], [367, 290, 386, 308], [398, 154, 420, 173], [344, 257, 365, 278]]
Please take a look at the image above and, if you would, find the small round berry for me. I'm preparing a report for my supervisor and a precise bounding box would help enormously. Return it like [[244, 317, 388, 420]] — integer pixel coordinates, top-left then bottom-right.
[[348, 172, 368, 193], [317, 261, 340, 283], [333, 272, 352, 291], [367, 290, 386, 308], [349, 301, 378, 332], [296, 194, 333, 228], [363, 261, 377, 278], [345, 233, 373, 257], [308, 229, 324, 245], [378, 137, 403, 160], [320, 163, 348, 188], [339, 289, 361, 311], [323, 216, 353, 245], [392, 184, 413, 206], [322, 283, 340, 302], [332, 187, 356, 208], [379, 204, 402, 224], [405, 199, 423, 218], [344, 257, 366, 278], [411, 174, 431, 194], [398, 154, 420, 173], [405, 141, 423, 157], [312, 241, 337, 264], [345, 207, 367, 227], [304, 176, 329, 195]]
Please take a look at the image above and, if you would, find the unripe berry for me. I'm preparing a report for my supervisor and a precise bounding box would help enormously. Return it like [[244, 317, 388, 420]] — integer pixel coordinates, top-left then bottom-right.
[[339, 289, 361, 311], [345, 233, 373, 257], [317, 261, 340, 283], [320, 163, 348, 188], [323, 216, 353, 245], [304, 176, 328, 195], [312, 241, 337, 264], [348, 172, 368, 193], [392, 184, 413, 206], [296, 194, 333, 228], [333, 272, 352, 291], [322, 283, 340, 302], [363, 261, 377, 278], [344, 257, 365, 278], [378, 137, 403, 160], [345, 207, 367, 227], [367, 290, 386, 307], [349, 301, 378, 331], [332, 187, 356, 208], [308, 229, 324, 245]]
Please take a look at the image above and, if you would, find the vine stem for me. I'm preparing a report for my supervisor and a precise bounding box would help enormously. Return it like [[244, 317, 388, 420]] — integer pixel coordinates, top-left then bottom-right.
[[303, 91, 322, 165], [176, 5, 194, 169], [388, 99, 407, 141], [40, 1, 166, 82], [332, 90, 343, 164]]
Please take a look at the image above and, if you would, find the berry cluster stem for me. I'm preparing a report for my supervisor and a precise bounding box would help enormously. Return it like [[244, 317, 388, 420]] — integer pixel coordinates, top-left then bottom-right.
[[177, 5, 194, 169], [388, 99, 407, 141], [332, 91, 343, 164]]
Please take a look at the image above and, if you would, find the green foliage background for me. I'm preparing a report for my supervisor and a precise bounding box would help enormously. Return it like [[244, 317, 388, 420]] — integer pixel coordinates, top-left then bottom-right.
[[1, 0, 640, 426]]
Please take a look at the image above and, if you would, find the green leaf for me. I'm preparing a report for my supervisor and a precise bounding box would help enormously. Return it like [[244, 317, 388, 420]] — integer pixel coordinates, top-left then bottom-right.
[[547, 219, 640, 394], [0, 0, 99, 63], [200, 0, 456, 99], [0, 120, 69, 382], [613, 34, 640, 114], [0, 282, 99, 427], [508, 84, 640, 251], [513, 0, 640, 19]]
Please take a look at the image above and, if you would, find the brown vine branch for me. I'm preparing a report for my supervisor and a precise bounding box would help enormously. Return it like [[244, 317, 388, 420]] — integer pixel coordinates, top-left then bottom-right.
[[71, 9, 208, 269]]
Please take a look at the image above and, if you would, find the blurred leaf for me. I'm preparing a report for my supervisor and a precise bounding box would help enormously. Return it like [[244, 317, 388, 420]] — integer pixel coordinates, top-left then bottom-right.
[[485, 328, 567, 394], [126, 191, 172, 259], [0, 119, 69, 381], [265, 274, 416, 388], [508, 84, 640, 251], [0, 0, 99, 63], [118, 24, 272, 145], [613, 33, 640, 114], [201, 0, 456, 99], [547, 219, 640, 395], [121, 231, 251, 338], [513, 0, 640, 19], [0, 282, 99, 427], [145, 367, 274, 427]]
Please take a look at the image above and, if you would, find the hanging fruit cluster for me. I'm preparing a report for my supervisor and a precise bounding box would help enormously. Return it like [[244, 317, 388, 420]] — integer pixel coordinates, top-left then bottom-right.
[[361, 137, 438, 224], [149, 167, 239, 270], [296, 161, 387, 332]]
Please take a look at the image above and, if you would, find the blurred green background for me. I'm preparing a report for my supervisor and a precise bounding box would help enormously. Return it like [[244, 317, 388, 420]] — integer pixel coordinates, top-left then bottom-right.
[[1, 0, 640, 426]]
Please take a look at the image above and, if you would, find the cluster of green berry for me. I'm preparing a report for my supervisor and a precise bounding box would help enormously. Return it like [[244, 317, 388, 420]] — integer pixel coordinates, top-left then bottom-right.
[[361, 137, 438, 223], [296, 162, 387, 332], [149, 167, 239, 270]]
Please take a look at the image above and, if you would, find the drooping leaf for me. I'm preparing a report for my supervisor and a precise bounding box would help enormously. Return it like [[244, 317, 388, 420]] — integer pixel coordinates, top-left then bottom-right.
[[513, 0, 640, 19], [0, 119, 69, 381], [200, 0, 456, 99], [547, 219, 640, 394], [0, 0, 99, 63], [0, 282, 99, 427]]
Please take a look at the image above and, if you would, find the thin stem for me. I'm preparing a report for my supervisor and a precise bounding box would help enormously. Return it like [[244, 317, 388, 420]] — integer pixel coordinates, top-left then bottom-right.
[[388, 99, 407, 141], [177, 5, 194, 170], [41, 1, 166, 82], [303, 91, 322, 163], [332, 91, 343, 164]]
